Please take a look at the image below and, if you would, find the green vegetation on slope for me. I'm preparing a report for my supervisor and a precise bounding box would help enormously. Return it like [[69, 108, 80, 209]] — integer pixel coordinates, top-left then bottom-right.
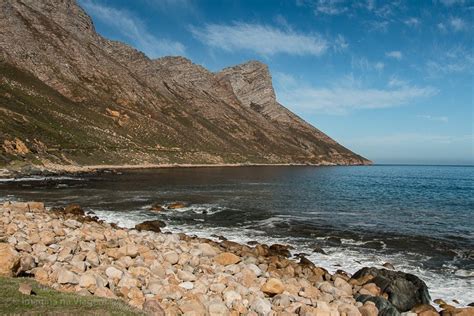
[[0, 277, 144, 315]]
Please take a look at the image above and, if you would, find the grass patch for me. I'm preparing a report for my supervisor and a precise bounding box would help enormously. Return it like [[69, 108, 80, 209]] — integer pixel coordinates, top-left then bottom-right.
[[0, 277, 144, 315]]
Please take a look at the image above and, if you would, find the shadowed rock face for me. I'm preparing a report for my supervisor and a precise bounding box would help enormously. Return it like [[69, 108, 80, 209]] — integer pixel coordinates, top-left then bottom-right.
[[352, 267, 431, 313], [0, 0, 371, 168]]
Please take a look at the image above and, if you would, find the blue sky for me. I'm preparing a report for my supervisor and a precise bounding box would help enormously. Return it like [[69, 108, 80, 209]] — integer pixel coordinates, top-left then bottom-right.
[[79, 0, 473, 165]]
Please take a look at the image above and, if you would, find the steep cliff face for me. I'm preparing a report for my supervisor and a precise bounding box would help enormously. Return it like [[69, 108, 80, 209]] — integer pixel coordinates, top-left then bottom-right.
[[0, 0, 370, 169]]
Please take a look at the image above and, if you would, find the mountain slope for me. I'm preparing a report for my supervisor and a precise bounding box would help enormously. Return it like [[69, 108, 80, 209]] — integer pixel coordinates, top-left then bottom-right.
[[0, 0, 370, 170]]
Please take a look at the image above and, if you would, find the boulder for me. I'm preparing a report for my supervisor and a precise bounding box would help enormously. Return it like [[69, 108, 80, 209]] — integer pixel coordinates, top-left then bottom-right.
[[57, 269, 79, 284], [440, 307, 474, 316], [135, 220, 166, 233], [166, 202, 188, 210], [359, 301, 379, 316], [143, 299, 165, 316], [64, 204, 86, 216], [33, 268, 49, 284], [178, 298, 206, 315], [251, 297, 272, 315], [411, 304, 440, 316], [150, 204, 164, 212], [351, 267, 430, 312], [177, 269, 196, 282], [17, 254, 36, 275], [0, 243, 20, 277], [198, 243, 219, 256], [27, 202, 45, 211], [105, 266, 123, 279], [18, 283, 33, 295], [261, 278, 285, 295], [39, 231, 56, 246], [178, 281, 194, 290], [163, 251, 179, 264], [94, 286, 116, 299], [79, 273, 98, 290], [209, 302, 229, 316], [214, 252, 240, 265], [223, 290, 242, 308], [334, 277, 353, 296], [269, 244, 292, 257], [356, 294, 401, 316], [15, 241, 32, 252], [359, 283, 382, 296], [86, 251, 100, 266], [313, 245, 327, 255], [383, 262, 396, 270]]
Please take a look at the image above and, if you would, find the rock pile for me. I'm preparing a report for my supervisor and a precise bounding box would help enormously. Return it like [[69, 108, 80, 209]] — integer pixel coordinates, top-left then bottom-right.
[[0, 201, 472, 316]]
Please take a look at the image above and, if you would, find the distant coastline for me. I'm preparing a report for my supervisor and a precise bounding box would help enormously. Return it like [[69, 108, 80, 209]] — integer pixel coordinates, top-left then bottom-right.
[[0, 161, 373, 178]]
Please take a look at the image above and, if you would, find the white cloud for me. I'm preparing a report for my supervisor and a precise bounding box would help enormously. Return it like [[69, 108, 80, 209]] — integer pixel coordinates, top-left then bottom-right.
[[333, 34, 349, 52], [80, 0, 185, 58], [351, 57, 384, 72], [404, 17, 421, 27], [374, 62, 385, 71], [190, 22, 328, 57], [274, 72, 298, 87], [417, 115, 449, 123], [449, 17, 467, 31], [275, 74, 437, 114], [388, 76, 409, 87], [426, 46, 474, 76], [440, 0, 466, 6], [437, 22, 447, 31], [365, 0, 375, 11], [147, 0, 193, 7], [386, 51, 403, 60], [314, 0, 348, 15], [368, 20, 390, 32]]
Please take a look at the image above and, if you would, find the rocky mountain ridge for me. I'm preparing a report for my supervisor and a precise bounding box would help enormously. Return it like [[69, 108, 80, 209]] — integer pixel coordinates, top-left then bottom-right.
[[0, 0, 370, 170]]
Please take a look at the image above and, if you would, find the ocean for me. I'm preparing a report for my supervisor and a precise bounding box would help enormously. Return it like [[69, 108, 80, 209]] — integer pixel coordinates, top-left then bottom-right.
[[1, 165, 473, 305]]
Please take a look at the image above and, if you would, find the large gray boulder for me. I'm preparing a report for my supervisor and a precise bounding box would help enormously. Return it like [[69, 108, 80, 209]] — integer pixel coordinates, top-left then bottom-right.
[[351, 267, 431, 312]]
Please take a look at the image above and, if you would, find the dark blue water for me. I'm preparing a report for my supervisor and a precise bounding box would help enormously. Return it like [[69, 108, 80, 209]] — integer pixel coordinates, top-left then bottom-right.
[[1, 165, 473, 304]]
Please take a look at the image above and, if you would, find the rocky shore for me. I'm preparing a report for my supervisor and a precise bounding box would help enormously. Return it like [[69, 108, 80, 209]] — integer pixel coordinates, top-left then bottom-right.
[[0, 201, 472, 316], [0, 161, 368, 181]]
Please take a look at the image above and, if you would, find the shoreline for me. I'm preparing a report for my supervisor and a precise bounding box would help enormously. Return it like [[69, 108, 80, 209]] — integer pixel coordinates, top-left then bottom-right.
[[1, 200, 471, 315], [0, 161, 372, 179]]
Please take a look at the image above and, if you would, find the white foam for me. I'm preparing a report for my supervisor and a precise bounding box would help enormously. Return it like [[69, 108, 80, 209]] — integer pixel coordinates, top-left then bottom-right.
[[172, 204, 226, 215], [0, 176, 83, 182], [90, 209, 474, 306]]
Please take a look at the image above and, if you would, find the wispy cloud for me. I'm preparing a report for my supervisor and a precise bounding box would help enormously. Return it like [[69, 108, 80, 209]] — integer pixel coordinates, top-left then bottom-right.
[[313, 0, 348, 15], [351, 57, 384, 72], [417, 115, 449, 123], [386, 51, 403, 60], [437, 22, 447, 31], [404, 17, 421, 27], [368, 20, 390, 32], [426, 46, 474, 76], [146, 0, 193, 8], [333, 34, 349, 52], [80, 0, 185, 58], [440, 0, 466, 6], [388, 76, 409, 88], [275, 73, 437, 114], [449, 17, 467, 31], [190, 22, 329, 57]]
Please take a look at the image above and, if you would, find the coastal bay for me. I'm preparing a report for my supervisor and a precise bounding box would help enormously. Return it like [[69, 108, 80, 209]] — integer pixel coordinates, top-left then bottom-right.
[[1, 165, 473, 314]]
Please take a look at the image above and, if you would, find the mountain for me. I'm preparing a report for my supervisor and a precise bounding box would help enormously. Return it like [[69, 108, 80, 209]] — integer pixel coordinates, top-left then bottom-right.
[[0, 0, 370, 171]]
